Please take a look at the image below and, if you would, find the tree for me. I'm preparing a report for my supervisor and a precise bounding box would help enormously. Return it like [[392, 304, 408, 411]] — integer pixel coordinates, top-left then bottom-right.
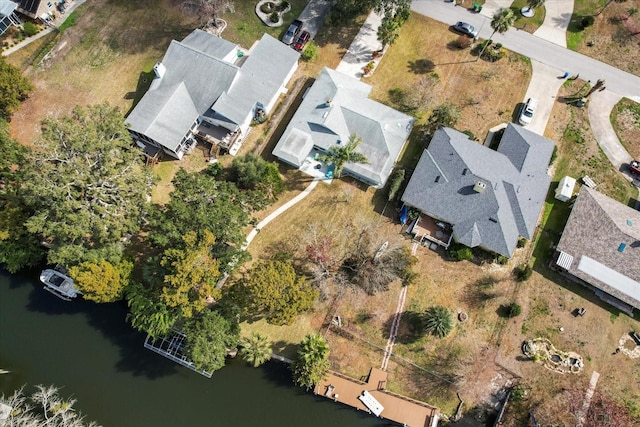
[[182, 309, 239, 373], [423, 306, 454, 338], [227, 153, 284, 204], [479, 8, 516, 59], [239, 333, 272, 367], [69, 258, 133, 303], [21, 104, 152, 267], [377, 14, 402, 47], [0, 56, 33, 119], [343, 245, 417, 295], [291, 334, 330, 390], [147, 168, 250, 271], [159, 230, 221, 318], [0, 123, 43, 272], [317, 133, 369, 178], [179, 0, 234, 26], [387, 168, 405, 201], [426, 103, 461, 134], [0, 384, 99, 427], [524, 0, 545, 14], [125, 282, 178, 339], [236, 260, 318, 325], [372, 0, 411, 18]]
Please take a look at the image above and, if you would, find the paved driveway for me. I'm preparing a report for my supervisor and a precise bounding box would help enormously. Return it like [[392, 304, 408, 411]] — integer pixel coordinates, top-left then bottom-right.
[[520, 60, 565, 135], [298, 0, 332, 39]]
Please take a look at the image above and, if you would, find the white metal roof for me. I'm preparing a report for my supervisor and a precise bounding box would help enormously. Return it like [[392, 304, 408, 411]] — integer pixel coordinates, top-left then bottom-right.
[[578, 255, 640, 302], [556, 251, 574, 270]]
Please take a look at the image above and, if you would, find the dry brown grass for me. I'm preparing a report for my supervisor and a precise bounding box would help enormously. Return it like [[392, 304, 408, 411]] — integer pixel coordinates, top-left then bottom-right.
[[612, 97, 640, 160], [367, 13, 531, 141], [568, 0, 640, 76], [8, 0, 195, 146]]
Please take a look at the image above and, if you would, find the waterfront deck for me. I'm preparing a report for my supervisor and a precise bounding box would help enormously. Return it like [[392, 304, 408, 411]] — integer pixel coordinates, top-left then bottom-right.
[[314, 368, 439, 427]]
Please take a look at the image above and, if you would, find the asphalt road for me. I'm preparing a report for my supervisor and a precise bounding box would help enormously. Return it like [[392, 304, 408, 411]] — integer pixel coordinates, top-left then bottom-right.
[[411, 0, 640, 101]]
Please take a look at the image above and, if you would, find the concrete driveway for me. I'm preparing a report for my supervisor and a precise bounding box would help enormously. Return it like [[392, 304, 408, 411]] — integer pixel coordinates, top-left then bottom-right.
[[520, 60, 565, 135], [298, 0, 332, 39]]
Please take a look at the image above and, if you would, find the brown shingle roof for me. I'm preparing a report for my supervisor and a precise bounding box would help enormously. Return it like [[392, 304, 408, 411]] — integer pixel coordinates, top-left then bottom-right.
[[556, 186, 640, 309]]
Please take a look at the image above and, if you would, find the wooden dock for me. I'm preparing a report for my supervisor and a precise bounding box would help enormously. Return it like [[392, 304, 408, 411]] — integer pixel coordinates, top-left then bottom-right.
[[314, 367, 439, 427]]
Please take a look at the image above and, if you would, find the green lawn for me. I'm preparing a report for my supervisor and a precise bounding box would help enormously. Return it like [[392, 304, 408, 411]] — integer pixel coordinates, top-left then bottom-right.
[[510, 0, 546, 33], [221, 0, 309, 48]]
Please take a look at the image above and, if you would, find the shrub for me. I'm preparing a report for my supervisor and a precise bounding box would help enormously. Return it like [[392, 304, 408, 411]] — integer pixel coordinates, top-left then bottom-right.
[[387, 168, 405, 202], [494, 255, 509, 265], [581, 16, 595, 29], [423, 306, 454, 338], [278, 1, 290, 11], [517, 237, 527, 248], [301, 41, 318, 61], [23, 22, 39, 37], [507, 302, 522, 317], [462, 130, 476, 140], [269, 12, 279, 23], [260, 2, 274, 14], [454, 35, 472, 49], [514, 263, 533, 281], [450, 245, 473, 261]]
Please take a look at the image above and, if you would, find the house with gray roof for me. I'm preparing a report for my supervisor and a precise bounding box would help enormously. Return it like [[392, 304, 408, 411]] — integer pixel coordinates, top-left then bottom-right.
[[553, 186, 640, 315], [271, 67, 414, 188], [401, 125, 554, 257], [0, 1, 20, 35], [127, 30, 299, 160]]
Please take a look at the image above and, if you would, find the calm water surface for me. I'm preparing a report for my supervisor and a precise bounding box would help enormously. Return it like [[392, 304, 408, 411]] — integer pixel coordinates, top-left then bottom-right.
[[0, 269, 384, 426]]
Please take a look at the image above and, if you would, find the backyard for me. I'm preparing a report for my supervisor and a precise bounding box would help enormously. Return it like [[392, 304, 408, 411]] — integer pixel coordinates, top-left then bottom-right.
[[6, 0, 640, 421]]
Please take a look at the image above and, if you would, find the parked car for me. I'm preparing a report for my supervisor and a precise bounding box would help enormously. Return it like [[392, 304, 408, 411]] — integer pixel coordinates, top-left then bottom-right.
[[282, 19, 303, 45], [518, 98, 538, 126], [294, 31, 311, 51], [630, 160, 640, 175], [452, 21, 478, 38]]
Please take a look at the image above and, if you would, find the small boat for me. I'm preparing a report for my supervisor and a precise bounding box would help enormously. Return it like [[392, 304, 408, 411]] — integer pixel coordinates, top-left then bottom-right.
[[39, 267, 81, 301]]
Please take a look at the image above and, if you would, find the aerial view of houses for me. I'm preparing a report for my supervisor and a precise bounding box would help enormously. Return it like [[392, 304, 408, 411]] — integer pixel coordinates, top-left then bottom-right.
[[1, 0, 640, 426]]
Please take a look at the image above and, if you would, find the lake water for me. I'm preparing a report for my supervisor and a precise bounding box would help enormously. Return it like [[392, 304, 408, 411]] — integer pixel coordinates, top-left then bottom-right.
[[0, 269, 384, 426]]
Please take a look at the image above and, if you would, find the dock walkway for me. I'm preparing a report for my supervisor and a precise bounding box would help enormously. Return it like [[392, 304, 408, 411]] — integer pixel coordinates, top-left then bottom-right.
[[314, 367, 439, 427]]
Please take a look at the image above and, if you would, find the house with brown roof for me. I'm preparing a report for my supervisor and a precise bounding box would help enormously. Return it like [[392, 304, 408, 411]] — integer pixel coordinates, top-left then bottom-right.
[[553, 186, 640, 316], [17, 0, 55, 20]]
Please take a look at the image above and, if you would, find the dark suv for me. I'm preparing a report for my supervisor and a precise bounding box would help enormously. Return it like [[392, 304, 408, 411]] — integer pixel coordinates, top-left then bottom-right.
[[283, 19, 303, 45]]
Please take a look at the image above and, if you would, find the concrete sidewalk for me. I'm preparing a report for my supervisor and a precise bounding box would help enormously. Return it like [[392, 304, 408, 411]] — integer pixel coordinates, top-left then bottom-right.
[[335, 11, 383, 79]]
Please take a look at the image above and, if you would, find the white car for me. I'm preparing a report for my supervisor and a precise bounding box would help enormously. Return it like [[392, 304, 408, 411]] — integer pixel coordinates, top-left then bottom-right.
[[518, 98, 538, 126]]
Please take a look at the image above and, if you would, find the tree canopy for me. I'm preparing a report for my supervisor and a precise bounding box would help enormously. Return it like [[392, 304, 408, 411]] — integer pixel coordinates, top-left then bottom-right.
[[291, 334, 330, 390], [317, 133, 369, 178], [182, 308, 239, 373], [235, 260, 318, 325], [0, 122, 43, 272], [147, 168, 251, 270], [21, 104, 152, 267], [227, 153, 284, 205], [239, 332, 272, 368], [69, 258, 133, 303], [126, 281, 178, 339], [0, 55, 33, 120]]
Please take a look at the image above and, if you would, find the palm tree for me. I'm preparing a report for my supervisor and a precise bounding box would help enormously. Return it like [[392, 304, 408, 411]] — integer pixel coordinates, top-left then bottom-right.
[[292, 333, 331, 389], [317, 133, 369, 178], [239, 333, 272, 367], [478, 8, 516, 60], [423, 305, 454, 338], [523, 0, 546, 15]]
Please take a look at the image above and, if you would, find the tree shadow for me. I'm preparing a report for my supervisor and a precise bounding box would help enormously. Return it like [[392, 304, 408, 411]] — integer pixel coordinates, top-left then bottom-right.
[[407, 59, 435, 74], [272, 340, 298, 359], [381, 310, 423, 344]]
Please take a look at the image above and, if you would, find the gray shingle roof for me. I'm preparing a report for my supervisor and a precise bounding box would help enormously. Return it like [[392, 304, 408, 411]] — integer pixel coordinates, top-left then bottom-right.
[[401, 125, 553, 257], [555, 186, 640, 309], [127, 31, 299, 155], [272, 67, 414, 187]]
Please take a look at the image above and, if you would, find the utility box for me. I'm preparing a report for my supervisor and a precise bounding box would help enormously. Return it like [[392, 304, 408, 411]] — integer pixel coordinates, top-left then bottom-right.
[[555, 176, 576, 202]]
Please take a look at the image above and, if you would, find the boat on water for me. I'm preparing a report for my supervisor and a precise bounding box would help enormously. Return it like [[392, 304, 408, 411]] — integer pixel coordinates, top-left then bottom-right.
[[39, 267, 81, 301]]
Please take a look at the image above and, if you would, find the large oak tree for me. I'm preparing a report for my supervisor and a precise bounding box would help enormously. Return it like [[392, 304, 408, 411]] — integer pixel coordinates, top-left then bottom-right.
[[21, 104, 152, 267]]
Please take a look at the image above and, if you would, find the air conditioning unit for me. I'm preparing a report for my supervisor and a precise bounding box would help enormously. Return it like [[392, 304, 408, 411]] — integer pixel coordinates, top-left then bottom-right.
[[473, 181, 486, 193]]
